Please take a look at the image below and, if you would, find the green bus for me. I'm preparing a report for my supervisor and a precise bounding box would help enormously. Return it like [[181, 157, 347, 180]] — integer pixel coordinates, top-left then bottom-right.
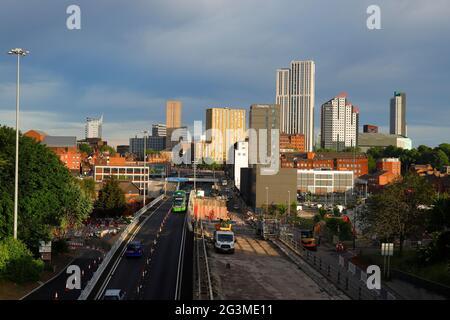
[[172, 190, 187, 212]]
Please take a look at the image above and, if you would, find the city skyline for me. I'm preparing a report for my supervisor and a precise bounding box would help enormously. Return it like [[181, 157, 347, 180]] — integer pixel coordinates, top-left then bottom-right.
[[0, 1, 449, 148]]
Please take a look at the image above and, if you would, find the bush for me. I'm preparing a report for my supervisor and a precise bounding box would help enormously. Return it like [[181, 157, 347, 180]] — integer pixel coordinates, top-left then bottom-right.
[[4, 255, 44, 283], [0, 237, 44, 283]]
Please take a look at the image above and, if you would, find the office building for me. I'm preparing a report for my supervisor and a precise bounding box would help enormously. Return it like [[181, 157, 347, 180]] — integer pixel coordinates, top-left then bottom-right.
[[249, 104, 280, 165], [363, 124, 378, 133], [240, 165, 297, 210], [116, 145, 129, 156], [130, 135, 166, 160], [233, 141, 249, 191], [390, 91, 407, 136], [321, 93, 359, 151], [152, 123, 167, 137], [205, 107, 246, 163], [280, 151, 368, 178], [166, 100, 182, 128], [358, 133, 412, 152], [166, 126, 189, 151], [297, 169, 354, 194], [85, 115, 103, 139], [275, 60, 315, 151]]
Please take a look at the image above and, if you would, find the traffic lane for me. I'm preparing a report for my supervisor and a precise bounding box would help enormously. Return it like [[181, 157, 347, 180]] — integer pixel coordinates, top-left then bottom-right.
[[24, 249, 103, 300], [142, 211, 186, 300], [104, 200, 173, 300]]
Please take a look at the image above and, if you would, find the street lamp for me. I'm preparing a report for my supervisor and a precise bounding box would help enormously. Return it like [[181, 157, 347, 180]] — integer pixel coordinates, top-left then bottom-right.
[[143, 130, 148, 207], [8, 48, 29, 239], [265, 186, 269, 215]]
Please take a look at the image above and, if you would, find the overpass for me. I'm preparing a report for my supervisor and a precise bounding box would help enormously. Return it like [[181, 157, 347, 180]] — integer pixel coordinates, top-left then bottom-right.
[[166, 177, 219, 183]]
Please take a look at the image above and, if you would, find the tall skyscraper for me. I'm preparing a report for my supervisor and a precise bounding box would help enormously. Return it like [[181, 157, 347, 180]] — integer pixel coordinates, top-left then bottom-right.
[[85, 115, 103, 139], [320, 93, 359, 151], [166, 100, 182, 128], [275, 60, 315, 151], [249, 104, 280, 164], [390, 91, 407, 136], [205, 107, 246, 163]]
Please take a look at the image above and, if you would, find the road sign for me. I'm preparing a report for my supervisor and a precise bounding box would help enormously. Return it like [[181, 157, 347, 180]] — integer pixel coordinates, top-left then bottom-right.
[[39, 241, 52, 253]]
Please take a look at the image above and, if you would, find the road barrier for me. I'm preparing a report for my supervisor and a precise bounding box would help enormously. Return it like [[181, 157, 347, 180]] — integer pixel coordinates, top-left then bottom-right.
[[78, 195, 164, 300]]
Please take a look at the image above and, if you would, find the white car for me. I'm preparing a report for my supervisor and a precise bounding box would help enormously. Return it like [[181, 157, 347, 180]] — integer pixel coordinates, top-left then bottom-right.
[[103, 289, 126, 300]]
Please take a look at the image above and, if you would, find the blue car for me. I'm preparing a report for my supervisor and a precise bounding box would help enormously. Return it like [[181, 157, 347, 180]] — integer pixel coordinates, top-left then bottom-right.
[[125, 241, 144, 258]]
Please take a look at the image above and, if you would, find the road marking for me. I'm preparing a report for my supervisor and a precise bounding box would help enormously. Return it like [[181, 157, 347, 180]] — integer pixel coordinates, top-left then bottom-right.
[[174, 213, 187, 300], [94, 199, 169, 300]]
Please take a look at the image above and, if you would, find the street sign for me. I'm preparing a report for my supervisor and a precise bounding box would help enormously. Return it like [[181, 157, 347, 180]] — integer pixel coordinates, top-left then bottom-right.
[[39, 241, 52, 253]]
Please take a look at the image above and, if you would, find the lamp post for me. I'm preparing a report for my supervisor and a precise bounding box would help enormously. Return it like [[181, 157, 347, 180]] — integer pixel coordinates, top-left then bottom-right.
[[265, 186, 269, 215], [143, 130, 148, 207], [288, 190, 291, 217], [8, 48, 29, 239]]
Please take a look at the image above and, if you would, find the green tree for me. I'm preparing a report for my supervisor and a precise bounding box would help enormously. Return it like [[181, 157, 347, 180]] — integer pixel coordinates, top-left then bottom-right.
[[277, 204, 287, 216], [368, 154, 377, 173], [363, 174, 435, 254], [0, 126, 90, 252], [75, 178, 96, 200], [438, 143, 450, 159], [99, 145, 116, 156], [427, 196, 450, 232], [95, 177, 126, 216], [78, 143, 93, 155]]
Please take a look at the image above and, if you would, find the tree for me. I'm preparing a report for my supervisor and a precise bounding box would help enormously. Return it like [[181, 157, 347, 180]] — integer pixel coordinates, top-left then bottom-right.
[[277, 204, 287, 216], [438, 143, 450, 160], [57, 182, 93, 238], [78, 143, 93, 155], [427, 196, 450, 232], [99, 145, 116, 156], [368, 154, 377, 173], [95, 177, 126, 216], [75, 178, 96, 200], [363, 174, 435, 254], [0, 126, 91, 252]]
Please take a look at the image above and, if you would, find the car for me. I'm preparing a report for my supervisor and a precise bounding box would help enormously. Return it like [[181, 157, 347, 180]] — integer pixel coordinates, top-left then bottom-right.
[[125, 241, 144, 258], [233, 203, 240, 210], [103, 289, 126, 300]]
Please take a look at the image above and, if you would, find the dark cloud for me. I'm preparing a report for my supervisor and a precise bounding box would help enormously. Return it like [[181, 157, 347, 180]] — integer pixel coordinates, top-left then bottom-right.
[[0, 0, 449, 146]]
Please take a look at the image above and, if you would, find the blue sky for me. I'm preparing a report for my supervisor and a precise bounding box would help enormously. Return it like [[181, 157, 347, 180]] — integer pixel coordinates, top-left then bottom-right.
[[0, 0, 449, 147]]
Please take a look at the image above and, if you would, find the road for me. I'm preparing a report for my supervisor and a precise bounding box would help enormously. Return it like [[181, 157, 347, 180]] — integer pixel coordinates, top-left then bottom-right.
[[93, 195, 193, 300]]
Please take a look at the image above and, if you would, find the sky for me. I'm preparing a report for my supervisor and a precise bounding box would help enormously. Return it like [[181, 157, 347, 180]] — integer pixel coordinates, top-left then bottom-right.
[[0, 0, 449, 147]]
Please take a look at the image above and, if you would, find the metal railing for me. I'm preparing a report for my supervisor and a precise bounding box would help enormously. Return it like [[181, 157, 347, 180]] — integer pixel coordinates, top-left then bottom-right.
[[277, 225, 392, 300], [194, 218, 214, 300], [78, 195, 164, 300]]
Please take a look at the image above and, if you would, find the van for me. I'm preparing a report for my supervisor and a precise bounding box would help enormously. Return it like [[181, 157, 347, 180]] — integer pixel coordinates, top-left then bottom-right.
[[214, 230, 235, 253]]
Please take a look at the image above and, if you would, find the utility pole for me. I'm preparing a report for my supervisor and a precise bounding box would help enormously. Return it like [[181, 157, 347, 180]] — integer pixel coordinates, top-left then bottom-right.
[[8, 48, 29, 239], [143, 130, 148, 207]]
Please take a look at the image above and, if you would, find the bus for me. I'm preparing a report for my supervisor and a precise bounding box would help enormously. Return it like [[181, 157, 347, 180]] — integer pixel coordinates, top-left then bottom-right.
[[172, 190, 187, 212]]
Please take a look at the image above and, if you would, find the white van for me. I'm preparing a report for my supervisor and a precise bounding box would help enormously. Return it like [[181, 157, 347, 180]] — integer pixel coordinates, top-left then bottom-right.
[[214, 230, 235, 253]]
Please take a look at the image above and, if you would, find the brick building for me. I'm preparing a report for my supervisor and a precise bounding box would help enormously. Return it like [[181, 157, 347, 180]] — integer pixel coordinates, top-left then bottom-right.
[[280, 152, 368, 178], [279, 134, 305, 152]]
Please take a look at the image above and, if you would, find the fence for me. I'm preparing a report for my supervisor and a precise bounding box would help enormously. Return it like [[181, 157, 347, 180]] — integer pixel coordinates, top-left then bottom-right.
[[277, 224, 394, 300], [78, 195, 164, 300]]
